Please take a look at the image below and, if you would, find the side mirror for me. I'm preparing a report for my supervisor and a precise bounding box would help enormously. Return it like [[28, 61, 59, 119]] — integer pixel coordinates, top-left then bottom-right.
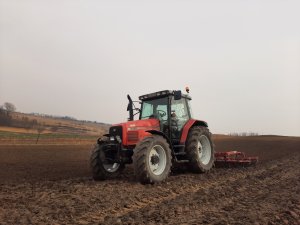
[[174, 90, 182, 100]]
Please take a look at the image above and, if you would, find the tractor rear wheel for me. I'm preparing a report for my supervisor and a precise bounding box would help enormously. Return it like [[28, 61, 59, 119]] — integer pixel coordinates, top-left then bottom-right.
[[185, 126, 214, 173], [90, 143, 124, 180], [133, 135, 172, 184]]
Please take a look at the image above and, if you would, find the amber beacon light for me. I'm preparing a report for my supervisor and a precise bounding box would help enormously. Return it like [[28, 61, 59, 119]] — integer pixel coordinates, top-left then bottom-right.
[[185, 86, 190, 93]]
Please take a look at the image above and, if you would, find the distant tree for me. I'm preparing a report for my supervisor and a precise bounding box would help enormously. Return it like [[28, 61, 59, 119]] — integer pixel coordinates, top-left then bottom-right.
[[0, 107, 6, 125], [36, 125, 45, 144], [0, 105, 12, 125], [3, 102, 16, 113], [31, 119, 38, 127], [0, 106, 5, 115]]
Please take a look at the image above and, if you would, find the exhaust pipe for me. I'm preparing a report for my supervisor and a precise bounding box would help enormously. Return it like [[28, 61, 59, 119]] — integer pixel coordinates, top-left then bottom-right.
[[127, 94, 134, 121]]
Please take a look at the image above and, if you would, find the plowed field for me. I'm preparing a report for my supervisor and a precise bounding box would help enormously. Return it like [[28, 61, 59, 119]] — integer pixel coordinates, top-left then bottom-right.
[[0, 136, 299, 225]]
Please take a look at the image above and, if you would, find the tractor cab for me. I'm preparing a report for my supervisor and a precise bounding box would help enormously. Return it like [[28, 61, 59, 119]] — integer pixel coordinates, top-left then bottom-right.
[[138, 90, 192, 143]]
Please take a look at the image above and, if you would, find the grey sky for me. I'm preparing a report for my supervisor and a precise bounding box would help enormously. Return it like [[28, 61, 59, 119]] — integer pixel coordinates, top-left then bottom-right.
[[0, 0, 300, 136]]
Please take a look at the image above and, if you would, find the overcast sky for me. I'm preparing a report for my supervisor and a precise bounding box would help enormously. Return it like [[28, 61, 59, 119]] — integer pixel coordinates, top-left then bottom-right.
[[0, 0, 299, 136]]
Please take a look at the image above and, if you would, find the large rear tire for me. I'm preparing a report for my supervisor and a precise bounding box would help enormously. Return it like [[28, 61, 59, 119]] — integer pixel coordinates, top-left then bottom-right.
[[90, 143, 124, 180], [133, 135, 172, 184], [185, 126, 214, 173]]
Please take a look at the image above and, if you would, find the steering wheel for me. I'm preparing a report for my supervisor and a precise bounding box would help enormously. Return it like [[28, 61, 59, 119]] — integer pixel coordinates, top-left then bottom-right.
[[156, 110, 166, 118]]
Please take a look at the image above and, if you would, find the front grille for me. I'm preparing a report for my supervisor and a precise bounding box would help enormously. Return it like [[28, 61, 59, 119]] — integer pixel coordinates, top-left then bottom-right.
[[127, 131, 139, 142], [109, 126, 123, 139]]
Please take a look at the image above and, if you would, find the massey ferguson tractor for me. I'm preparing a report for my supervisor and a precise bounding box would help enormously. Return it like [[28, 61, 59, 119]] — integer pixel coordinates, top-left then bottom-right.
[[90, 88, 215, 184]]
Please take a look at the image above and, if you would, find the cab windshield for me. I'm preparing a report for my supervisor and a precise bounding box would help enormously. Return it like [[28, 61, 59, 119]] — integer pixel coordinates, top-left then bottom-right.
[[140, 97, 169, 121]]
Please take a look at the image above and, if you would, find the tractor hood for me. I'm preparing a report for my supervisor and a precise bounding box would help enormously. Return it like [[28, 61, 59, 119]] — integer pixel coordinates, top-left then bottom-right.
[[113, 118, 160, 132], [112, 119, 160, 146]]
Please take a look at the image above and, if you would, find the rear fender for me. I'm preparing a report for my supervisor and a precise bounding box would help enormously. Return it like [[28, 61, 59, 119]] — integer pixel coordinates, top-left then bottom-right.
[[180, 119, 208, 144]]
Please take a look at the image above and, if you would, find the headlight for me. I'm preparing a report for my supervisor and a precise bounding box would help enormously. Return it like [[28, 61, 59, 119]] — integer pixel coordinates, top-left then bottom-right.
[[110, 136, 115, 141], [116, 136, 122, 143]]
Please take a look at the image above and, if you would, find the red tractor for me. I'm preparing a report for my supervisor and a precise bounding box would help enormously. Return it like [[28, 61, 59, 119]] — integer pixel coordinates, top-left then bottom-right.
[[90, 89, 215, 184]]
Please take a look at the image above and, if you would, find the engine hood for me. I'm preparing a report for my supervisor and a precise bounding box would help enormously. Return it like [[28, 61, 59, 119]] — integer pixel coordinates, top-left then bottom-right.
[[113, 118, 160, 131], [111, 119, 160, 146]]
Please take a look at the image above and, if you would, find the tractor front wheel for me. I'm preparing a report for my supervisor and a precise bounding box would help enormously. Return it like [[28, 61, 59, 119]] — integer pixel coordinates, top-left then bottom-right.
[[90, 143, 124, 180], [186, 126, 214, 173], [133, 135, 172, 184]]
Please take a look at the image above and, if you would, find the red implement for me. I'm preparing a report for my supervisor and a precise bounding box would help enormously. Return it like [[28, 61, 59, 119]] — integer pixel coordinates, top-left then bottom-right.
[[214, 151, 258, 167]]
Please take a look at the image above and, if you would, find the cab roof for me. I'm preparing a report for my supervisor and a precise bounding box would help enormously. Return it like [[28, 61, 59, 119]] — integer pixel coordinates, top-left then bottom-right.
[[139, 90, 192, 101]]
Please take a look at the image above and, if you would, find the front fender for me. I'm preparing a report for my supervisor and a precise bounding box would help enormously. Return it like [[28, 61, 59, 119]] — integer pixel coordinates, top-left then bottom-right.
[[145, 130, 173, 150]]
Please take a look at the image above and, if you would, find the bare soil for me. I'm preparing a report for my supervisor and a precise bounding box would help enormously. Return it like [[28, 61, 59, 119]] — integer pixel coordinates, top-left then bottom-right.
[[0, 136, 299, 225]]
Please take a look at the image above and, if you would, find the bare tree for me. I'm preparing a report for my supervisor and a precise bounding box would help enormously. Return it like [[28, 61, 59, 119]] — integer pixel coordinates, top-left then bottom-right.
[[0, 105, 12, 125], [3, 102, 16, 113], [36, 125, 45, 144]]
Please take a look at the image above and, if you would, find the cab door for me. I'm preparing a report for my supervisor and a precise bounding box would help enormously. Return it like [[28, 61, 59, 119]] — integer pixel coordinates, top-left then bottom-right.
[[170, 97, 190, 143]]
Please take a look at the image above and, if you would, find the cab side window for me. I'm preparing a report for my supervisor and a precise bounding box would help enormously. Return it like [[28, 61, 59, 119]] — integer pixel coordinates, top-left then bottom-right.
[[141, 102, 153, 119], [171, 98, 189, 122]]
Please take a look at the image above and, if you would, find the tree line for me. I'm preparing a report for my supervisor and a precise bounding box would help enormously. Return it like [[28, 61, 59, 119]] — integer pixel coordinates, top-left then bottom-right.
[[228, 132, 259, 136], [0, 102, 17, 126], [0, 102, 41, 130], [0, 102, 47, 143]]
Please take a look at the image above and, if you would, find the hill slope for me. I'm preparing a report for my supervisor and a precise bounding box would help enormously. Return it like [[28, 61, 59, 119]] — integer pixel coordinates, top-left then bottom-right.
[[0, 111, 110, 135]]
